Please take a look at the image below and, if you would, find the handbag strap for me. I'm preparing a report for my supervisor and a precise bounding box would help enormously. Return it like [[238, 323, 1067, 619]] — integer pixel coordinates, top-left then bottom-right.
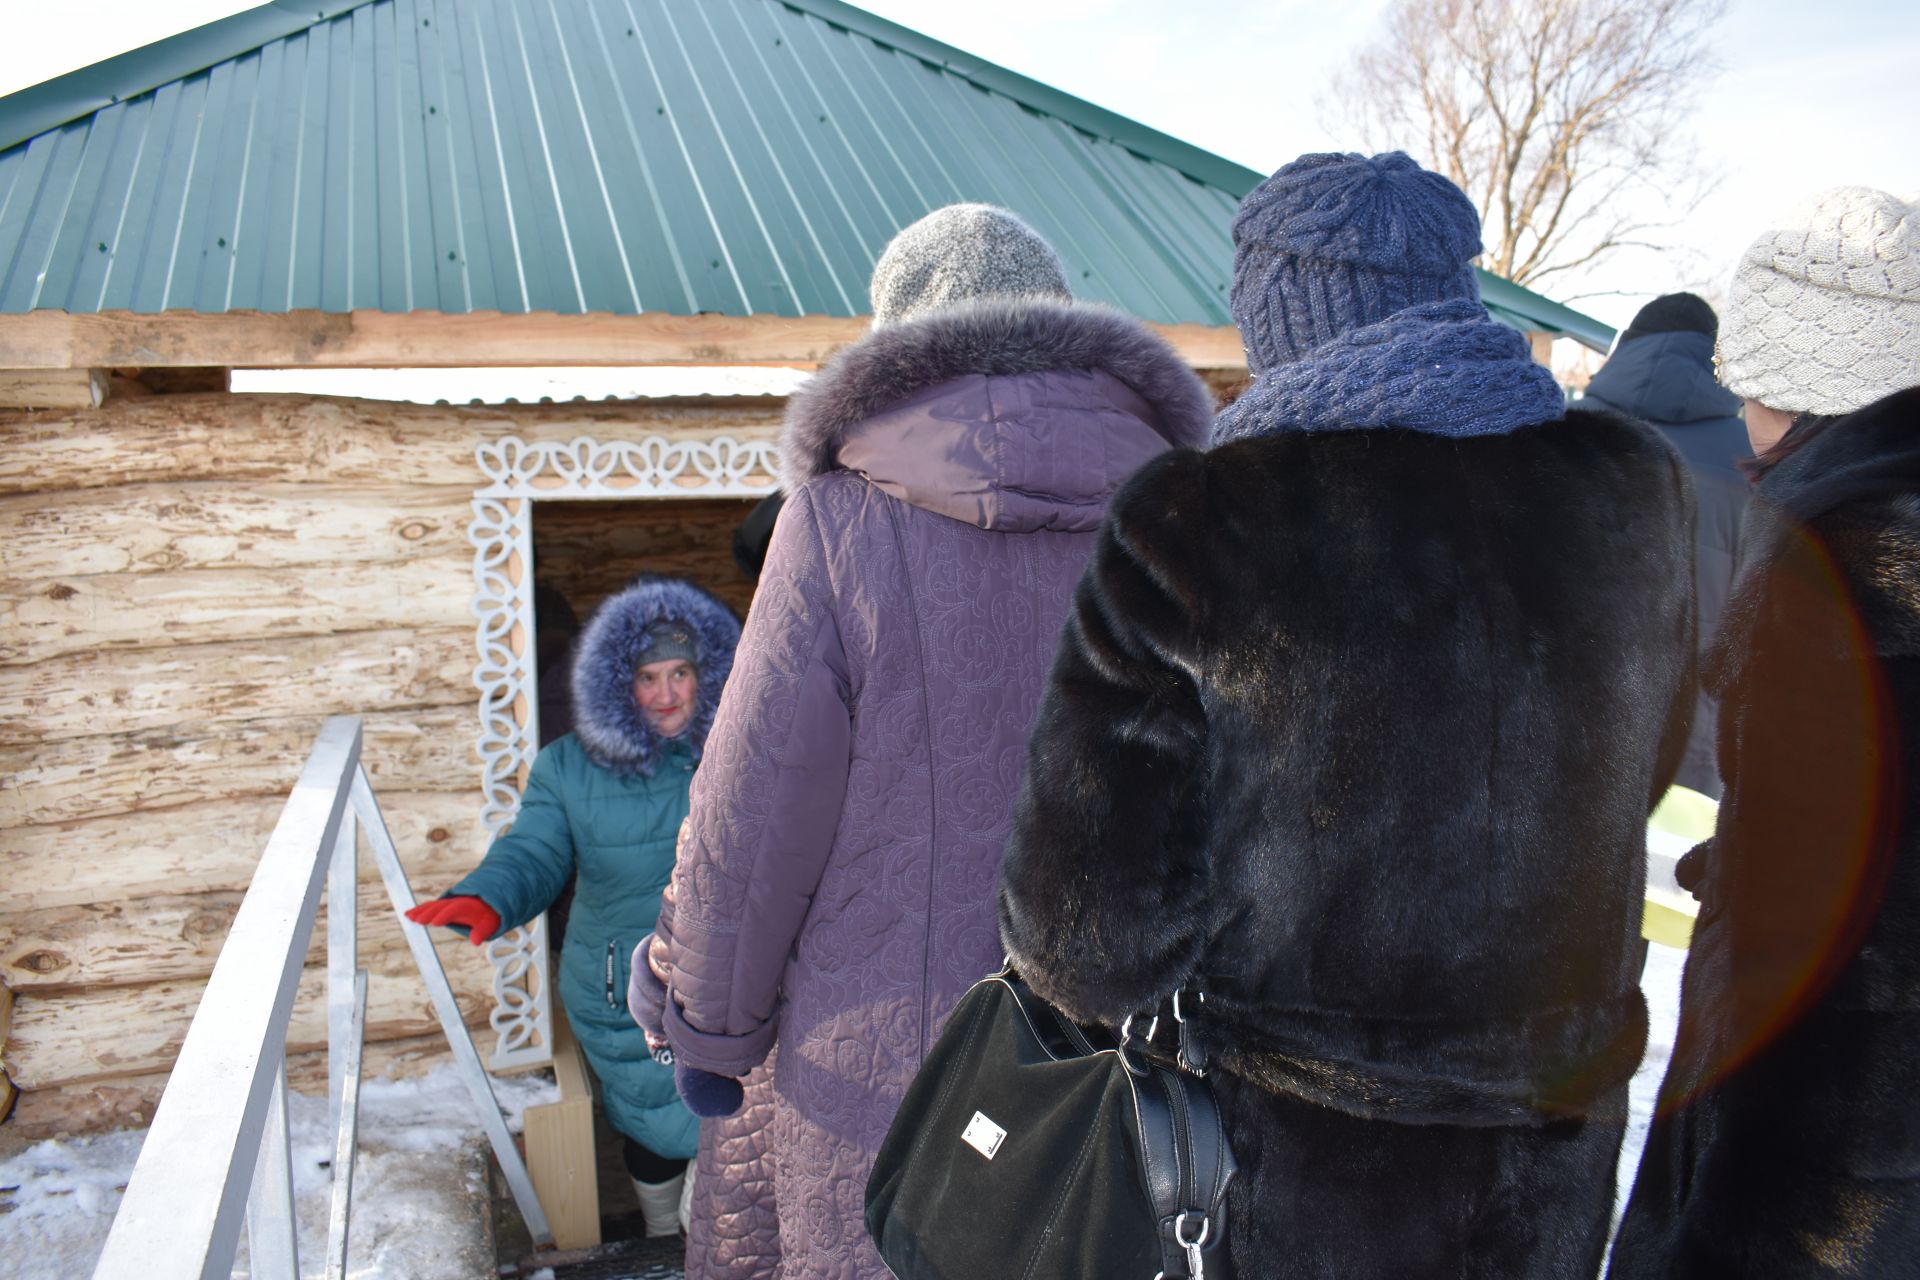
[[1124, 990, 1236, 1280]]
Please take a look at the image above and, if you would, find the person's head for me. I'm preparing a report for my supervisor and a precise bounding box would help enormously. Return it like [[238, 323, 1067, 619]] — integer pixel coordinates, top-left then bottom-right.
[[1718, 185, 1920, 456], [1616, 292, 1718, 351], [1229, 151, 1484, 373], [631, 619, 701, 739], [868, 203, 1071, 329]]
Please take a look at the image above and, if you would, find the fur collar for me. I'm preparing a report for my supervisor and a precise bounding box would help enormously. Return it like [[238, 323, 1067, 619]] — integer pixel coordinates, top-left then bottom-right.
[[571, 576, 740, 777], [779, 297, 1216, 489], [1710, 386, 1920, 691]]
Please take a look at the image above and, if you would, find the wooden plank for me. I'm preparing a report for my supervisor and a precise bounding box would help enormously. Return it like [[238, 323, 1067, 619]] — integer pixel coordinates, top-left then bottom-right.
[[0, 309, 1248, 372], [0, 558, 472, 665], [1, 938, 501, 1089], [0, 483, 474, 580], [0, 791, 488, 913], [0, 368, 106, 409], [523, 1006, 601, 1250], [0, 706, 478, 827], [0, 873, 480, 992], [0, 310, 862, 370], [0, 626, 476, 745], [0, 392, 785, 495], [1528, 331, 1555, 367], [3, 1030, 465, 1139]]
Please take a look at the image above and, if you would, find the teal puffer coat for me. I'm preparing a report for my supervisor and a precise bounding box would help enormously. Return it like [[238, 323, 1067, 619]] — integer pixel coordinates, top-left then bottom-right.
[[452, 733, 698, 1156], [449, 576, 740, 1158]]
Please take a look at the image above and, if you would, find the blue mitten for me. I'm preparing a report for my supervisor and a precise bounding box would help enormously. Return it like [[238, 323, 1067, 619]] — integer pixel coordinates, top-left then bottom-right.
[[676, 1062, 745, 1118]]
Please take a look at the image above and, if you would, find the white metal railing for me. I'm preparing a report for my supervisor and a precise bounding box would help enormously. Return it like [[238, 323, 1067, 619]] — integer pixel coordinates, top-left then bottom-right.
[[93, 716, 553, 1279]]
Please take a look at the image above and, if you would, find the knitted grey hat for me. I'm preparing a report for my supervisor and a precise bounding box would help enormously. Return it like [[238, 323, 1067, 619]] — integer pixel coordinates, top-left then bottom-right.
[[1718, 186, 1920, 415], [869, 204, 1071, 328]]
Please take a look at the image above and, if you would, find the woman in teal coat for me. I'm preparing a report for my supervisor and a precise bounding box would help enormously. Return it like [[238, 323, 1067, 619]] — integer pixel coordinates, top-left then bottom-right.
[[408, 575, 740, 1235]]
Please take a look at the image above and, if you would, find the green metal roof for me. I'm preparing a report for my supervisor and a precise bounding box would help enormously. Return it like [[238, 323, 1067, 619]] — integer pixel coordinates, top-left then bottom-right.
[[0, 0, 1613, 348]]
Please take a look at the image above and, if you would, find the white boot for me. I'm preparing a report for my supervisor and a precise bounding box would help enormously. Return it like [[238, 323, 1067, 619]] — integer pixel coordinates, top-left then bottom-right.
[[632, 1170, 686, 1238], [678, 1160, 696, 1236]]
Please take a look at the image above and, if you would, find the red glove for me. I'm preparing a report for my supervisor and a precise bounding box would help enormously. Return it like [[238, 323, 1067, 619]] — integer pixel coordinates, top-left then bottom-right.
[[405, 895, 501, 945]]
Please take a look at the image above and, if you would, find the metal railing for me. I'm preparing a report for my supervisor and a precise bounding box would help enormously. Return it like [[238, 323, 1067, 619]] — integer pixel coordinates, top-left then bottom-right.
[[93, 716, 552, 1279]]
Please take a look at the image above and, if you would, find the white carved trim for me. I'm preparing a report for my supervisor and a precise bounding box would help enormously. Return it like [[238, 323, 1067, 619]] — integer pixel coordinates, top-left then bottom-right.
[[470, 433, 778, 1071]]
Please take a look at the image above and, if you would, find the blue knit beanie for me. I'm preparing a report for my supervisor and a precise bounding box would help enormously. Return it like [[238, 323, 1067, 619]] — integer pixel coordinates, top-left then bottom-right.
[[1231, 152, 1485, 372]]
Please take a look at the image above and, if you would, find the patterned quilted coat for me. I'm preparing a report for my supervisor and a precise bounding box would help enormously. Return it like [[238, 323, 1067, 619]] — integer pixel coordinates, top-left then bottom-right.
[[636, 296, 1215, 1279]]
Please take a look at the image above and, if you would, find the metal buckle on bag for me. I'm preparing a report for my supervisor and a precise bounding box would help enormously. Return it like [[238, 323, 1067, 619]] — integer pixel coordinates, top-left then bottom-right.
[[1116, 1013, 1151, 1078], [1174, 1211, 1210, 1279], [1173, 990, 1208, 1077]]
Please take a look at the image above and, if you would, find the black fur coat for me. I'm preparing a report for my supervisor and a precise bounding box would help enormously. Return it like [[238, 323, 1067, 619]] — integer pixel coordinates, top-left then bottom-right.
[[1610, 386, 1920, 1278], [999, 407, 1696, 1276]]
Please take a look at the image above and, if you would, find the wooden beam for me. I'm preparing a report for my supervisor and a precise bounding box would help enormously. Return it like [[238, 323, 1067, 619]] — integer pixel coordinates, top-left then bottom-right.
[[0, 309, 1248, 372], [1528, 331, 1555, 368], [0, 367, 106, 409], [522, 1003, 601, 1250]]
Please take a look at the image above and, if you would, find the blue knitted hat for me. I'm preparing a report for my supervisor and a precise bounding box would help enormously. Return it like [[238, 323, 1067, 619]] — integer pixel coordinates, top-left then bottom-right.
[[1231, 152, 1485, 372]]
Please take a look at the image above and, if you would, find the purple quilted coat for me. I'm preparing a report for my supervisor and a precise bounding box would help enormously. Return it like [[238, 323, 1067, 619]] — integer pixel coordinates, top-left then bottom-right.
[[633, 297, 1214, 1279]]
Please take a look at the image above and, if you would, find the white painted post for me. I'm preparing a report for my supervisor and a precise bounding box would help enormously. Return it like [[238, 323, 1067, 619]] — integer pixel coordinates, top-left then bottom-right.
[[245, 1059, 300, 1280], [352, 765, 556, 1248], [327, 804, 358, 1141], [325, 969, 368, 1280], [94, 716, 360, 1280]]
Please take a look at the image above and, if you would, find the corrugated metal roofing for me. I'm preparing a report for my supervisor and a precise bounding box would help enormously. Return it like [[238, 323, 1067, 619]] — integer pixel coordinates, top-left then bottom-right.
[[0, 0, 1613, 346]]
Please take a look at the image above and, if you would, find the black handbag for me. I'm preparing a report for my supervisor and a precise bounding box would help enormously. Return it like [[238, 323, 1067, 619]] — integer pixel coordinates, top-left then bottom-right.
[[866, 965, 1237, 1279]]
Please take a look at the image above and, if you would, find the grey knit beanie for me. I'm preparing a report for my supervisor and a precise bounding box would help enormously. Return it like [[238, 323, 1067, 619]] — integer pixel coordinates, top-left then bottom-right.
[[1718, 186, 1920, 415], [1230, 152, 1484, 373], [869, 204, 1071, 328]]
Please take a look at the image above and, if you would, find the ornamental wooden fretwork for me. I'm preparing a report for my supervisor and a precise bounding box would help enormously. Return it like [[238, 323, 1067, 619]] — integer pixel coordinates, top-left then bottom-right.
[[469, 433, 779, 1069]]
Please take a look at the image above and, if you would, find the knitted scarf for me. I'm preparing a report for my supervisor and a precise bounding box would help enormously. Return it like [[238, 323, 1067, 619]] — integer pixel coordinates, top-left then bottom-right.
[[1212, 299, 1567, 444]]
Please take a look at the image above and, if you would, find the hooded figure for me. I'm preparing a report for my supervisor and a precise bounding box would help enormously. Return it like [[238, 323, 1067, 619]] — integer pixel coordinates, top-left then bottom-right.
[[629, 202, 1215, 1280], [1609, 189, 1920, 1279], [1583, 293, 1752, 798], [409, 575, 739, 1236], [996, 153, 1697, 1277]]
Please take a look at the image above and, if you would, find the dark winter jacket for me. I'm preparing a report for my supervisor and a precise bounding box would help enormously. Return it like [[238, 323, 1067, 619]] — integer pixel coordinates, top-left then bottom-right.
[[450, 577, 738, 1157], [1585, 329, 1752, 797], [999, 381, 1697, 1276], [633, 297, 1215, 1280], [1610, 386, 1920, 1278]]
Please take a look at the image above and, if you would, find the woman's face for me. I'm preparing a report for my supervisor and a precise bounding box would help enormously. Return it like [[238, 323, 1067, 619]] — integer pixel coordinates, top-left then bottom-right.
[[1745, 399, 1796, 454], [633, 659, 698, 738]]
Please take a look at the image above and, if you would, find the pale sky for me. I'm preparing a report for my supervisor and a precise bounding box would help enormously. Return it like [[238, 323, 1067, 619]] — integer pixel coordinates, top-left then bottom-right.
[[4, 0, 1916, 330]]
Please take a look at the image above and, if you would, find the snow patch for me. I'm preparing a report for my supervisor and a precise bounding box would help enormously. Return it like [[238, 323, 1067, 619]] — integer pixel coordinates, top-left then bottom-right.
[[0, 1064, 558, 1280]]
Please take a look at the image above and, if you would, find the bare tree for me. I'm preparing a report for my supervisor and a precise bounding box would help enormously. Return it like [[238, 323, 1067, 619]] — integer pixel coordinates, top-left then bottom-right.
[[1327, 0, 1726, 292]]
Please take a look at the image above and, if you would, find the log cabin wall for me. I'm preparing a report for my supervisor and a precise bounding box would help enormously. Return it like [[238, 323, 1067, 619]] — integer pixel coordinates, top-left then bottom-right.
[[0, 390, 784, 1137]]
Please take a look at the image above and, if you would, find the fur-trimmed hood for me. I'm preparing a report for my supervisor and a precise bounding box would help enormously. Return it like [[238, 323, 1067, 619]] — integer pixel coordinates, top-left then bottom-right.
[[778, 297, 1215, 531], [571, 576, 741, 777]]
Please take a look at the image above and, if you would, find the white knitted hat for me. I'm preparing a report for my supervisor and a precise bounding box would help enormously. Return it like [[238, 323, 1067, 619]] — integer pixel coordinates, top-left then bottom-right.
[[869, 204, 1071, 329], [1718, 186, 1920, 415]]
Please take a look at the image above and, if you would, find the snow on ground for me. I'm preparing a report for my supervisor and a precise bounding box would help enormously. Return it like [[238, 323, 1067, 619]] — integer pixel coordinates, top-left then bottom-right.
[[0, 1065, 557, 1280], [1616, 941, 1689, 1223]]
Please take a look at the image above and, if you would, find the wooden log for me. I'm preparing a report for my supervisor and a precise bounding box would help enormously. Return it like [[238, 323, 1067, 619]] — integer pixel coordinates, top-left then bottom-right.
[[0, 558, 473, 665], [0, 483, 474, 580], [0, 871, 482, 992], [0, 706, 478, 827], [0, 626, 476, 746], [0, 790, 489, 914], [0, 309, 1245, 373], [2, 938, 502, 1089], [0, 368, 107, 409], [3, 1030, 468, 1139], [0, 393, 785, 495]]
